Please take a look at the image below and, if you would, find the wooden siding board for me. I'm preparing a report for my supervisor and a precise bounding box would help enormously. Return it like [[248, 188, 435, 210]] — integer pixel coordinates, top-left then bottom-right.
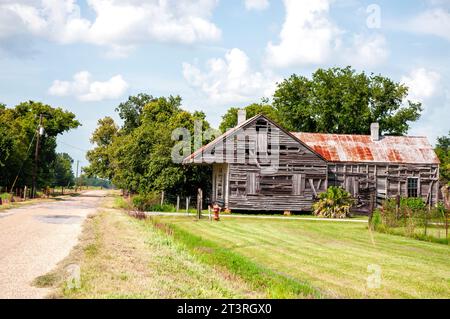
[[188, 115, 440, 212], [226, 118, 327, 211]]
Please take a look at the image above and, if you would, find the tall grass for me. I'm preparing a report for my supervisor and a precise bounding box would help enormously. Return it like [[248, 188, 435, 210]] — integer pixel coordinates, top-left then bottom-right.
[[371, 198, 449, 245]]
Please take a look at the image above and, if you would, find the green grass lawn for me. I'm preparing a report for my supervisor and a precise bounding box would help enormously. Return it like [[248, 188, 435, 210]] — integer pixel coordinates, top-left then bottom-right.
[[156, 216, 450, 299]]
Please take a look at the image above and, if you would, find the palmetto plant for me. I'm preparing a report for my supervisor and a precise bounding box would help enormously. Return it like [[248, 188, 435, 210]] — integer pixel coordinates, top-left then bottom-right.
[[312, 186, 355, 218]]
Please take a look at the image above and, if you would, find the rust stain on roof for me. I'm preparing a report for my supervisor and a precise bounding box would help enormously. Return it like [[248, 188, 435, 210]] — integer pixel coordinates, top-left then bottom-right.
[[293, 132, 439, 164]]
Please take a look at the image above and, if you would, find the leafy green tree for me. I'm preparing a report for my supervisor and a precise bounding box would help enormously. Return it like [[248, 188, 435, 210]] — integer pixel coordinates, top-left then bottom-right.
[[0, 127, 13, 168], [435, 132, 450, 184], [273, 67, 422, 135], [115, 93, 154, 133], [84, 117, 118, 180], [0, 101, 80, 188], [51, 153, 75, 187], [219, 103, 282, 132], [0, 104, 15, 172], [90, 116, 118, 146], [85, 94, 212, 198]]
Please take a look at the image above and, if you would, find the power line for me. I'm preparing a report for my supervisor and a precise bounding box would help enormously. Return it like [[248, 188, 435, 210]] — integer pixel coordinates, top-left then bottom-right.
[[31, 114, 43, 198], [58, 140, 89, 153]]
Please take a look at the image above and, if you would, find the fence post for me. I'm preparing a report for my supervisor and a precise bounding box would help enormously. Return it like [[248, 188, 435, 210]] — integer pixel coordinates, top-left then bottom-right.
[[186, 197, 190, 215], [176, 196, 180, 212], [161, 191, 165, 206], [446, 211, 449, 240], [441, 186, 449, 239], [197, 188, 203, 220], [24, 186, 28, 200], [395, 195, 400, 220], [368, 193, 375, 225]]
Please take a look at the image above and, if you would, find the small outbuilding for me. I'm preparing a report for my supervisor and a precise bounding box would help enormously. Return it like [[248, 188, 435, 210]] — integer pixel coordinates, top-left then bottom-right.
[[183, 111, 440, 213]]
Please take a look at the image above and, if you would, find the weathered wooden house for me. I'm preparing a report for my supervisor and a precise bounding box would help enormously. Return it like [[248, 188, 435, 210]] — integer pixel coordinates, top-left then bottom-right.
[[183, 111, 440, 213]]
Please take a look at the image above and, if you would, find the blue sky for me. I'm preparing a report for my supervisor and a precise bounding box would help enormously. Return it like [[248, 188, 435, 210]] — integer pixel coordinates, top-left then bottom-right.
[[0, 0, 449, 170]]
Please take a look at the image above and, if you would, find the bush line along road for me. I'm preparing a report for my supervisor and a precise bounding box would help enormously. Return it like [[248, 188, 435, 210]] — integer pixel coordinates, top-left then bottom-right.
[[1, 190, 448, 299]]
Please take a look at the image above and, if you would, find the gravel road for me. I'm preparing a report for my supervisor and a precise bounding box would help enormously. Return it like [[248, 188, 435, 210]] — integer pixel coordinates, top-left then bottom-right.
[[0, 190, 107, 299]]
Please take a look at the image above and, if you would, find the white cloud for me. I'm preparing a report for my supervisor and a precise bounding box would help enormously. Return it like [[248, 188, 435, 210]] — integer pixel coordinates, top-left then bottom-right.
[[409, 89, 450, 144], [266, 0, 341, 67], [48, 71, 129, 102], [344, 33, 389, 68], [406, 8, 450, 41], [244, 0, 269, 11], [0, 0, 221, 56], [183, 48, 278, 104], [402, 68, 448, 144], [265, 0, 390, 69], [401, 68, 441, 102]]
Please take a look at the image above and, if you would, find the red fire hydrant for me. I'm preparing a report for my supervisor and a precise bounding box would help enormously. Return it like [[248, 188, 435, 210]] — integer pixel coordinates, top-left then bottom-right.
[[213, 204, 220, 221]]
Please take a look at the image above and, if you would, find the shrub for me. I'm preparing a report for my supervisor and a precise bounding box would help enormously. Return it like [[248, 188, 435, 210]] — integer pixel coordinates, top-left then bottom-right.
[[312, 186, 354, 218], [131, 195, 147, 211], [400, 197, 426, 212], [374, 197, 449, 244], [131, 192, 160, 211]]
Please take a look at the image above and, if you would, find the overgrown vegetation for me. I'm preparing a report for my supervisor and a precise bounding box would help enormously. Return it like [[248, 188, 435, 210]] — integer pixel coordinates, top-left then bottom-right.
[[435, 131, 450, 184], [51, 153, 75, 188], [272, 66, 422, 135], [312, 186, 354, 218], [0, 102, 79, 192], [371, 197, 449, 245], [84, 94, 213, 201]]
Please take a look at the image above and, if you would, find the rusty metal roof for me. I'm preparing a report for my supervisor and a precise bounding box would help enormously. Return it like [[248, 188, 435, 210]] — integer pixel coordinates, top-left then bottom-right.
[[293, 132, 440, 164], [183, 113, 439, 165]]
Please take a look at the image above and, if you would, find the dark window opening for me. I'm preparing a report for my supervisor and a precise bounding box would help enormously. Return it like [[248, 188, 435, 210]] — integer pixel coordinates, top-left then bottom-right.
[[407, 178, 418, 198]]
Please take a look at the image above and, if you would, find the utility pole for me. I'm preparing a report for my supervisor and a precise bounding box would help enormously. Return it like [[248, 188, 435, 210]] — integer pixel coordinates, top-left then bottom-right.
[[31, 114, 44, 199], [75, 160, 79, 192]]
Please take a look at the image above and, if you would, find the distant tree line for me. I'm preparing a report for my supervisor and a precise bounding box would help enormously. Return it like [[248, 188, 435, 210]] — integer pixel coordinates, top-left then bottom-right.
[[84, 66, 450, 198], [75, 175, 113, 189], [0, 101, 79, 192]]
